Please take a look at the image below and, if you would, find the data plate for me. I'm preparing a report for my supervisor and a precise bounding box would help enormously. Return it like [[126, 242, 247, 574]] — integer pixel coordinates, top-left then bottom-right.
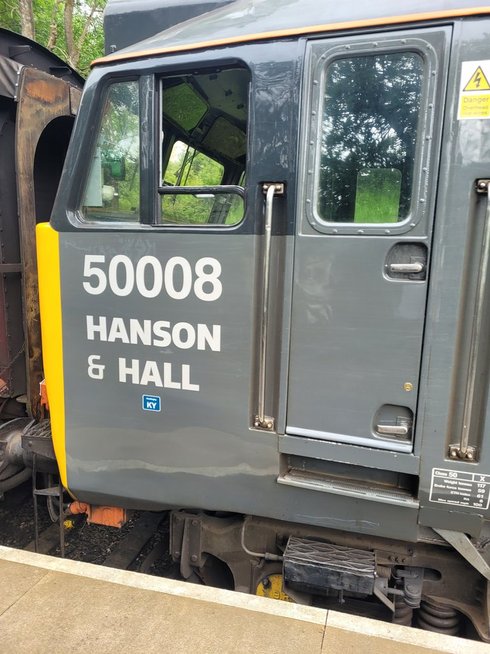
[[430, 468, 490, 510]]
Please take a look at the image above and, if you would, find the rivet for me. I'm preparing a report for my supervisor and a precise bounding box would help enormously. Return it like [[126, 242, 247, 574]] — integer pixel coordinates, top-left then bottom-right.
[[404, 382, 413, 392]]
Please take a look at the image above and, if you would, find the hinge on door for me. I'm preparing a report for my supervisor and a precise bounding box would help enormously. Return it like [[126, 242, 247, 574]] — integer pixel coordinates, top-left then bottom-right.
[[476, 179, 490, 194]]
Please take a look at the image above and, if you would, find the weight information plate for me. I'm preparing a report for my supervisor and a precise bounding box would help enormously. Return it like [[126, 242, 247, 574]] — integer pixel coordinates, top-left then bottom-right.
[[429, 468, 490, 510]]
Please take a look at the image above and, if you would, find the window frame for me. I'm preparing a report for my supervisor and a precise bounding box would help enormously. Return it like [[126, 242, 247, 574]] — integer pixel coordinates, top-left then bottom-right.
[[304, 35, 439, 236], [70, 60, 251, 233]]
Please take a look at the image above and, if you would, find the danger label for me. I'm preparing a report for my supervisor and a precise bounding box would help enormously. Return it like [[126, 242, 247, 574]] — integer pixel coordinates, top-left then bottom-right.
[[463, 66, 490, 91], [458, 61, 490, 119], [430, 468, 490, 510]]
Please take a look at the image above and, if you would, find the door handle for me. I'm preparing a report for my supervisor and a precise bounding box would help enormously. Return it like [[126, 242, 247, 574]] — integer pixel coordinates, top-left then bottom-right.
[[376, 424, 409, 436], [388, 262, 425, 274]]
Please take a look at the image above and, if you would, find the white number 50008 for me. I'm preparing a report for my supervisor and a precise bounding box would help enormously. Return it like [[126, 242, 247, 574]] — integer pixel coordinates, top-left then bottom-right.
[[82, 254, 222, 302]]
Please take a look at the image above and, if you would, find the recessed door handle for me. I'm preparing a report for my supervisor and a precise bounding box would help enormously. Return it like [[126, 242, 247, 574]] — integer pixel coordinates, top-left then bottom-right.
[[388, 262, 425, 274], [376, 424, 409, 436]]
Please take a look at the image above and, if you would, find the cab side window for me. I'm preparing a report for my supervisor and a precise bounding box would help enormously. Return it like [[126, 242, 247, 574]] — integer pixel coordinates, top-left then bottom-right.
[[83, 81, 140, 222], [159, 68, 249, 226]]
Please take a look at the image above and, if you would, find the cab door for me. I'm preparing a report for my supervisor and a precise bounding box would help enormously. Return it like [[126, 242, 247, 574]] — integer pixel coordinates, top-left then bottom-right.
[[287, 29, 450, 452]]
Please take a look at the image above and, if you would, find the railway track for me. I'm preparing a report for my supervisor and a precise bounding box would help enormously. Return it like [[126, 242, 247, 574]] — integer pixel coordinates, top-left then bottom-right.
[[24, 511, 169, 572], [0, 481, 173, 575]]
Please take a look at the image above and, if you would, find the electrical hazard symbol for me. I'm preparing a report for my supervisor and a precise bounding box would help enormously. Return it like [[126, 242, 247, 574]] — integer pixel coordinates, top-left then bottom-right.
[[459, 60, 490, 119], [463, 66, 490, 91]]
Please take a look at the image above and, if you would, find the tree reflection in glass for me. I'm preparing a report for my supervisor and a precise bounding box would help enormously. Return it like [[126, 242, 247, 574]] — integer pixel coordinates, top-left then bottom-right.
[[318, 52, 423, 224]]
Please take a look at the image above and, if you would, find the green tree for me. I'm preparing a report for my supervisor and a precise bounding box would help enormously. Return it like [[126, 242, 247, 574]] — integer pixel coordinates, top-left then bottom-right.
[[319, 52, 423, 223], [0, 0, 106, 76]]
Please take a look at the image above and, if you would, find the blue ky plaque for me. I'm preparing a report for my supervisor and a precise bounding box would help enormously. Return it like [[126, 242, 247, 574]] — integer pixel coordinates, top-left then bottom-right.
[[142, 395, 161, 412]]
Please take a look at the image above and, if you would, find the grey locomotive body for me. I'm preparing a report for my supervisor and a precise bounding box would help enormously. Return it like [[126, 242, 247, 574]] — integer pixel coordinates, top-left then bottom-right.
[[33, 0, 490, 638]]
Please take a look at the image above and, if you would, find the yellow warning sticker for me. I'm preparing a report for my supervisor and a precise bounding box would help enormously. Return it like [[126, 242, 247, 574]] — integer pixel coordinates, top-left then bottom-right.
[[463, 66, 490, 92], [459, 61, 490, 119], [460, 94, 490, 118]]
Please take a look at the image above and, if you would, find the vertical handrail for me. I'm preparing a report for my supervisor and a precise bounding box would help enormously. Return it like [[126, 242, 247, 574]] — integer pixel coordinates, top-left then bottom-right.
[[454, 181, 490, 460], [254, 184, 279, 430]]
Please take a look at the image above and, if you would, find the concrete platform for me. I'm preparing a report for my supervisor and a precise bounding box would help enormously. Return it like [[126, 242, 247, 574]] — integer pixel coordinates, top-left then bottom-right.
[[0, 545, 488, 654]]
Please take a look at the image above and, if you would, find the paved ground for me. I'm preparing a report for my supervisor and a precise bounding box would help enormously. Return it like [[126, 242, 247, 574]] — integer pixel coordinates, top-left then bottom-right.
[[1, 546, 488, 654]]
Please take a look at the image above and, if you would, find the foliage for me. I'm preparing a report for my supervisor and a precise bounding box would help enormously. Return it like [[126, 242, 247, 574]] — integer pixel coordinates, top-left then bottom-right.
[[0, 1, 21, 32], [354, 168, 402, 224], [83, 81, 140, 220], [102, 82, 140, 214], [165, 144, 224, 187], [162, 143, 243, 225], [0, 0, 106, 76], [319, 51, 423, 223]]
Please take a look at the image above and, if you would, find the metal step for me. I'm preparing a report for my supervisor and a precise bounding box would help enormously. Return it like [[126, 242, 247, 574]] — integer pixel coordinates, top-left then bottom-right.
[[21, 419, 55, 461], [277, 468, 419, 508], [283, 536, 376, 595]]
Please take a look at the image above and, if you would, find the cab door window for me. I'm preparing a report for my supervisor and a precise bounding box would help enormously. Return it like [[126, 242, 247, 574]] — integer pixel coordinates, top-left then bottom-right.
[[315, 51, 424, 225]]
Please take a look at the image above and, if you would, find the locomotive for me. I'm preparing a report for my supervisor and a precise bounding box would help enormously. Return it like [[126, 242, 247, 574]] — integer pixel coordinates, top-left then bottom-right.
[[6, 0, 490, 640]]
